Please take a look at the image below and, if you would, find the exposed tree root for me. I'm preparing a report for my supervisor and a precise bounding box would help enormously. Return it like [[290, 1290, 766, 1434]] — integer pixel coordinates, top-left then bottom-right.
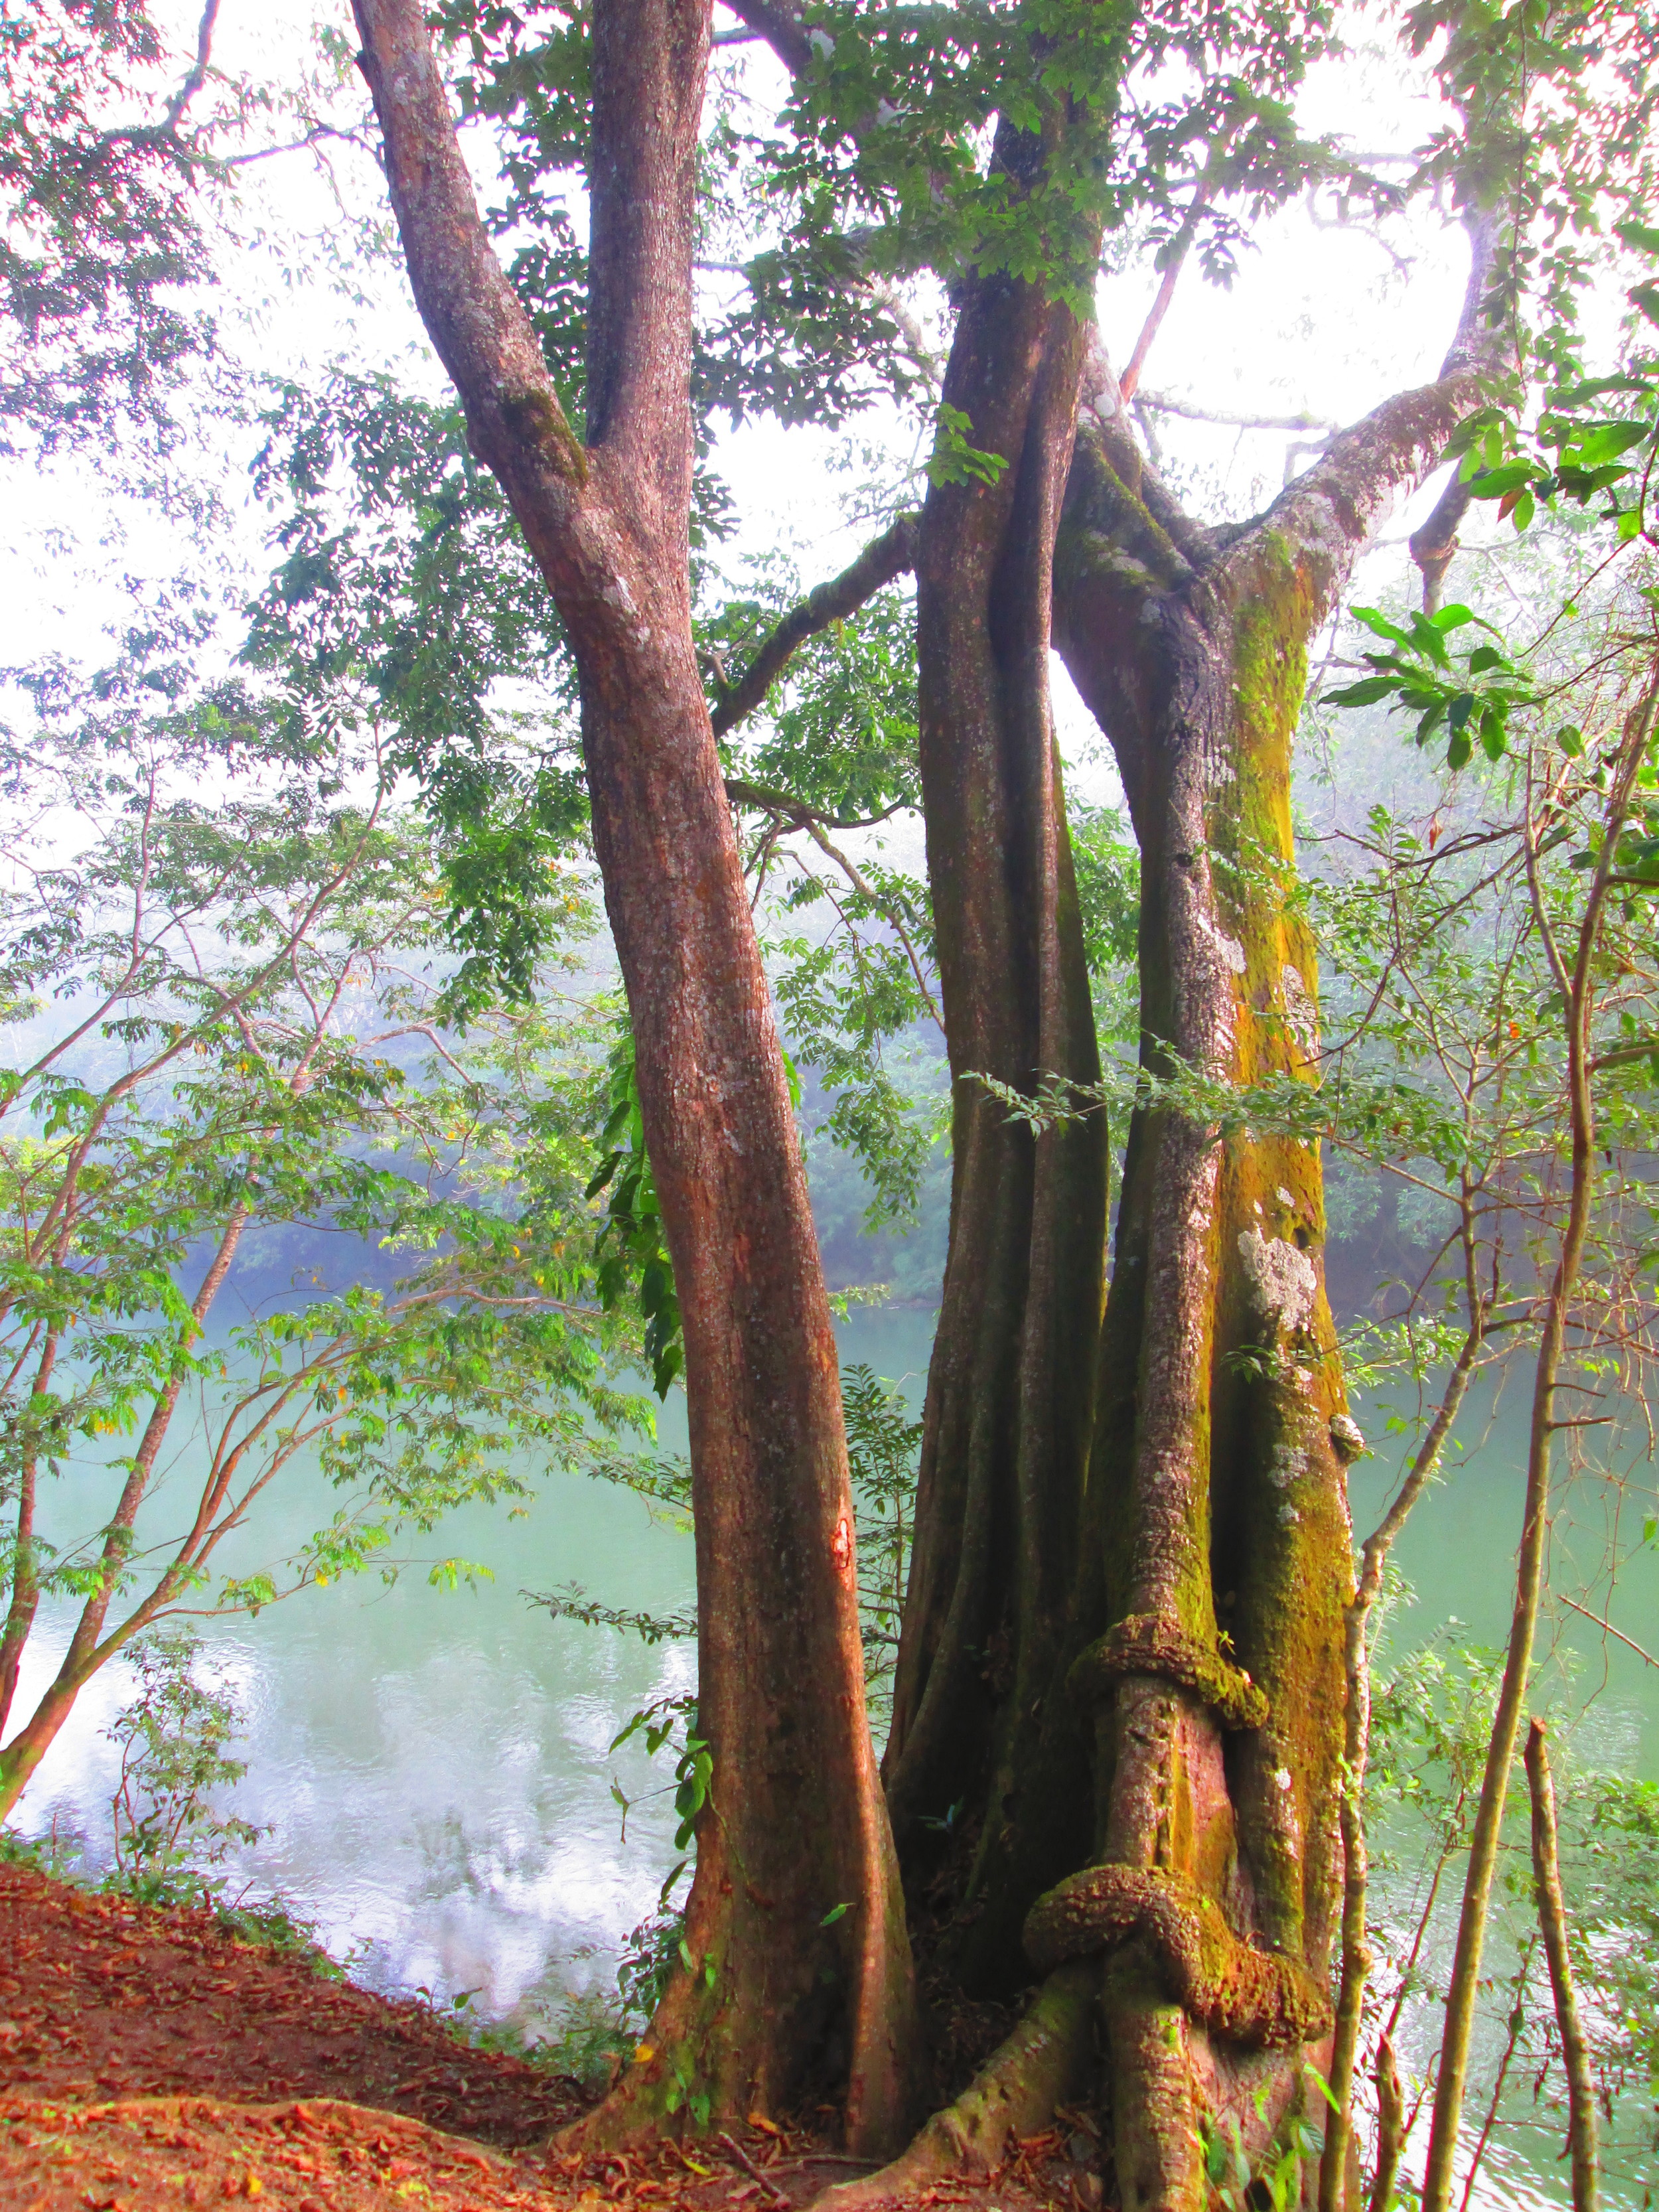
[[1067, 1615, 1267, 1731], [1023, 1868, 1331, 2049], [808, 1964, 1098, 2211]]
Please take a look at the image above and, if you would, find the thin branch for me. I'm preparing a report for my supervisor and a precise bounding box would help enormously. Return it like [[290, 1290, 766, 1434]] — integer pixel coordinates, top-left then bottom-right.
[[1135, 391, 1338, 434], [800, 819, 942, 1033], [1118, 163, 1218, 404], [709, 514, 918, 739], [1557, 1593, 1658, 1668], [161, 0, 223, 135]]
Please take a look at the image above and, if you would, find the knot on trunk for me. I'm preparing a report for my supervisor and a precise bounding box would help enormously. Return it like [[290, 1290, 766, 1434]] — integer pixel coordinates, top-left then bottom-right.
[[1066, 1614, 1269, 1730], [1021, 1866, 1331, 2050]]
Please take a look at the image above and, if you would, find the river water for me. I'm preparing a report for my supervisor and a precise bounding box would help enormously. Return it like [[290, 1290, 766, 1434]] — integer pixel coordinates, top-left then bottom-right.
[[10, 1305, 1656, 2202]]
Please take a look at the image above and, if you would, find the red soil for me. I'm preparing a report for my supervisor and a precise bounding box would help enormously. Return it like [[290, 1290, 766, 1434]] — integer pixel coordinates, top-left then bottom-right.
[[0, 1864, 1084, 2211]]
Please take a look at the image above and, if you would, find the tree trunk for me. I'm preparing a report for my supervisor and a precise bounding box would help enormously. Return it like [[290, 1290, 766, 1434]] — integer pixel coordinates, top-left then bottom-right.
[[1035, 301, 1490, 2199], [1050, 432, 1352, 2201], [351, 0, 916, 2150], [884, 114, 1110, 1996]]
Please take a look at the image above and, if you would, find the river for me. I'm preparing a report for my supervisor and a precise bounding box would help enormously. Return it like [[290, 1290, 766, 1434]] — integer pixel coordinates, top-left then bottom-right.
[[9, 1305, 1656, 2202]]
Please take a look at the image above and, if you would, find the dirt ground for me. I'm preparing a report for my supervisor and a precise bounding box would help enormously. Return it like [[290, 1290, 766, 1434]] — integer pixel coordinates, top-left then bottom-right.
[[0, 1865, 1086, 2212]]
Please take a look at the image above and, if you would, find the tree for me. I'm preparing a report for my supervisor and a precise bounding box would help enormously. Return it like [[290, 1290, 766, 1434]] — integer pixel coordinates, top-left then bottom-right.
[[0, 638, 646, 1822], [348, 0, 917, 2151], [684, 7, 1510, 2203], [17, 0, 1654, 2196], [676, 5, 1654, 2200]]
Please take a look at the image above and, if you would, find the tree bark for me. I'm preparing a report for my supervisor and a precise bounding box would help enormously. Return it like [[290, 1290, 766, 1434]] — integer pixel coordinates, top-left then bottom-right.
[[1031, 266, 1496, 2206], [882, 108, 1110, 1993], [350, 0, 916, 2150]]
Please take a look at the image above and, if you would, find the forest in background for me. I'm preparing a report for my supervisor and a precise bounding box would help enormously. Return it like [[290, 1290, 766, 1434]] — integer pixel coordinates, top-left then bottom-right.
[[1, 1, 1657, 2207]]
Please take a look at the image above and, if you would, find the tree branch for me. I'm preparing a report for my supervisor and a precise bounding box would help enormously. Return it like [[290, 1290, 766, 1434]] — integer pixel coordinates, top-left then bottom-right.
[[709, 513, 919, 737], [351, 2, 588, 502], [161, 0, 223, 135], [1118, 155, 1220, 403], [1202, 212, 1506, 618], [1136, 392, 1338, 435], [716, 0, 814, 73], [1408, 211, 1506, 609]]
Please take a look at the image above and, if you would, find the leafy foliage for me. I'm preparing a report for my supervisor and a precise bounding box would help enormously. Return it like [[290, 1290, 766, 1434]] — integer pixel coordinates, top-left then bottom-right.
[[842, 1362, 922, 1737], [0, 619, 655, 1810], [0, 0, 221, 455], [245, 372, 591, 1012], [105, 1629, 263, 1894], [586, 1023, 684, 1398]]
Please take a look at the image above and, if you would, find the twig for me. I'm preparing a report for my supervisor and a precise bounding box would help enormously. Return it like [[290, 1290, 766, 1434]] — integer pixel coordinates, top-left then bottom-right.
[[719, 2134, 790, 2206], [1557, 1593, 1658, 1669]]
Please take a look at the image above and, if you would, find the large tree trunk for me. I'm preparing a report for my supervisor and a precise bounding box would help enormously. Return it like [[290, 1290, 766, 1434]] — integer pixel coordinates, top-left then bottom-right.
[[891, 230, 1493, 2191], [1051, 418, 1352, 2204], [883, 115, 1110, 1994], [1033, 330, 1492, 2205], [352, 0, 916, 2150]]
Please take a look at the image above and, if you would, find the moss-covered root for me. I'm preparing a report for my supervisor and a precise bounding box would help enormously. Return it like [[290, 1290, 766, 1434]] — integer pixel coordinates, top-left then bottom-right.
[[1024, 1867, 1331, 2049], [808, 1964, 1097, 2212]]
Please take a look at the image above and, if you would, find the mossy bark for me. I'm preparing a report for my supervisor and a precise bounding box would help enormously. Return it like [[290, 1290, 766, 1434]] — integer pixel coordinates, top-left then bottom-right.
[[893, 310, 1484, 2198], [891, 149, 1492, 2206], [1049, 456, 1352, 2205]]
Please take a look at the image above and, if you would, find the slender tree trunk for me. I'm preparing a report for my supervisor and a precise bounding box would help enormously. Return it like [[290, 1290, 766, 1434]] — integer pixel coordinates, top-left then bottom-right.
[[0, 1207, 249, 1821], [0, 1329, 58, 1741], [1524, 1718, 1598, 2212], [351, 0, 916, 2146], [1420, 701, 1652, 2212], [885, 113, 1110, 1991]]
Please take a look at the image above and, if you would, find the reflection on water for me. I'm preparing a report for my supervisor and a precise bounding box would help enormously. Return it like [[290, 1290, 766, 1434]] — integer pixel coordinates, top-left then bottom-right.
[[14, 1458, 697, 2036]]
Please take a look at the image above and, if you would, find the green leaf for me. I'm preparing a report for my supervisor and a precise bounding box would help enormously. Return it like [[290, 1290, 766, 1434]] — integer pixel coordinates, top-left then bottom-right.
[[926, 402, 1009, 489], [1510, 488, 1535, 532], [820, 1900, 853, 1925], [1630, 281, 1659, 327], [1617, 220, 1659, 258], [1467, 644, 1506, 674], [1350, 606, 1412, 648], [1557, 725, 1585, 757], [1467, 461, 1538, 500], [1565, 422, 1651, 469], [1325, 676, 1400, 707]]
